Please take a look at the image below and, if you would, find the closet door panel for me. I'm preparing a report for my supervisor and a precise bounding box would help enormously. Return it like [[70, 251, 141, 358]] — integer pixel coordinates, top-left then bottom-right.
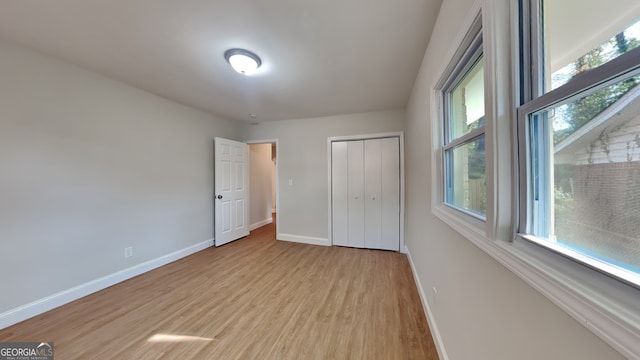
[[364, 139, 382, 249], [331, 141, 349, 247], [347, 141, 365, 248], [380, 137, 400, 251]]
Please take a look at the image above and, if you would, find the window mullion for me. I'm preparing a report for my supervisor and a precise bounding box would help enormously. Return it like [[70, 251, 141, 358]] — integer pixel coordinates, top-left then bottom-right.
[[443, 126, 486, 150]]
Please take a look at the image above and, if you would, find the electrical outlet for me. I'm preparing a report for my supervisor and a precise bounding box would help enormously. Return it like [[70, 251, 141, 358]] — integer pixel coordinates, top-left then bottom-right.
[[124, 246, 133, 258]]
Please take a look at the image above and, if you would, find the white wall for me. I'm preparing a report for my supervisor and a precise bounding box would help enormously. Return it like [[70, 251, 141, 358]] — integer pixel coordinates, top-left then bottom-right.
[[404, 0, 625, 359], [244, 110, 405, 244], [249, 143, 274, 229], [0, 39, 241, 318]]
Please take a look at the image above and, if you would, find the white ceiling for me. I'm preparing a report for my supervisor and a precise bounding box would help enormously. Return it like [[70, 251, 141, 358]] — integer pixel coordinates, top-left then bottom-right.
[[0, 0, 442, 123]]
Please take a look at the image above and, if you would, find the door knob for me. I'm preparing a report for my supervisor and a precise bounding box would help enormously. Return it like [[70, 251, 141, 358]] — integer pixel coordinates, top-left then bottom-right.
[[217, 195, 223, 199]]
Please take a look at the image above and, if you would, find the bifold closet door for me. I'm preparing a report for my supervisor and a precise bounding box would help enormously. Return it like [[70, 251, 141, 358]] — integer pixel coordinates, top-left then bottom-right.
[[347, 141, 366, 248], [332, 141, 349, 247], [332, 140, 365, 248], [364, 139, 382, 248], [331, 137, 400, 251], [365, 137, 400, 251]]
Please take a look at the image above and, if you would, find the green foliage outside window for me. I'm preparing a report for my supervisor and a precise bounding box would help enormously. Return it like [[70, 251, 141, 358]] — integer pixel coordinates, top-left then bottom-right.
[[554, 33, 640, 144]]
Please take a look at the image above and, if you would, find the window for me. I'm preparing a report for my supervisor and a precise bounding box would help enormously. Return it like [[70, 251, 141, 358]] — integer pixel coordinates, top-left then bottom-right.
[[432, 2, 640, 357], [518, 0, 640, 286], [441, 29, 486, 219]]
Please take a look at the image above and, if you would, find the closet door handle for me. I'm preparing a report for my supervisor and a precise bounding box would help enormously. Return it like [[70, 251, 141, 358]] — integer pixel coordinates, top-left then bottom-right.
[[217, 194, 223, 199]]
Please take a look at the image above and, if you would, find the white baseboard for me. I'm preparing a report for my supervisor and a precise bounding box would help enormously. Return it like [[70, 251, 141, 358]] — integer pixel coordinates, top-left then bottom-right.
[[0, 239, 214, 330], [277, 233, 330, 246], [250, 217, 273, 231], [405, 245, 449, 360]]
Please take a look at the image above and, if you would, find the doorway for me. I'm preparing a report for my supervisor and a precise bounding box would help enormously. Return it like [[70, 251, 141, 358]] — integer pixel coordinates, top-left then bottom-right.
[[248, 140, 278, 234]]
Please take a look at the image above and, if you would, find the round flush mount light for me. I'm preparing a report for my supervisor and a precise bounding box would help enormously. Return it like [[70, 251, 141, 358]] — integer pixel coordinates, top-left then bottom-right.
[[224, 48, 262, 75]]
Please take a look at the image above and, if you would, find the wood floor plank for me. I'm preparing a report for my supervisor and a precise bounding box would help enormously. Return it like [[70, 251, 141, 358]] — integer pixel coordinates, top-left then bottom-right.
[[0, 219, 439, 359]]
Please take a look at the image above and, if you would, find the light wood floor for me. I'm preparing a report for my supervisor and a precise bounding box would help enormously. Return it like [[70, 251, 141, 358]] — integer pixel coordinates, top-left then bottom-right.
[[0, 220, 439, 359]]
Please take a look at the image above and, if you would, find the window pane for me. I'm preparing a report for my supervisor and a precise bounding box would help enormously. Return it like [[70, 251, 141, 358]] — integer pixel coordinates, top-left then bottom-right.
[[544, 1, 640, 91], [445, 135, 486, 217], [528, 73, 640, 274], [448, 56, 485, 140]]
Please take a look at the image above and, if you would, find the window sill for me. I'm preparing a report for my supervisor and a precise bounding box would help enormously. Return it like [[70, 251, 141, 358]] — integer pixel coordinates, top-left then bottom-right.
[[433, 205, 640, 359], [432, 204, 486, 240]]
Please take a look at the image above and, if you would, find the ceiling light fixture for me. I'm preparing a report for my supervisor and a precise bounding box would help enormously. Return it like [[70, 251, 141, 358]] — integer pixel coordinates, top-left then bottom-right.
[[224, 48, 262, 75]]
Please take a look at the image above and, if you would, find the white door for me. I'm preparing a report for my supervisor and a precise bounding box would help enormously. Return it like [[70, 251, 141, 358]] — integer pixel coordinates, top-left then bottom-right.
[[374, 137, 400, 251], [331, 137, 400, 251], [331, 141, 349, 247], [364, 139, 383, 249], [215, 137, 249, 246], [347, 140, 366, 248], [332, 140, 366, 248], [363, 137, 400, 251]]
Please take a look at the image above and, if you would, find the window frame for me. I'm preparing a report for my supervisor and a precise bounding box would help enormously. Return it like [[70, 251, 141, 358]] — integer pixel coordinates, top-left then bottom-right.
[[442, 39, 486, 219], [516, 2, 640, 289], [432, 9, 489, 228]]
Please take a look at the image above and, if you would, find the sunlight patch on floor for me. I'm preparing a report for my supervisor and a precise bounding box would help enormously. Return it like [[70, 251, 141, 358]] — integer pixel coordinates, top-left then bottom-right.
[[147, 334, 213, 343]]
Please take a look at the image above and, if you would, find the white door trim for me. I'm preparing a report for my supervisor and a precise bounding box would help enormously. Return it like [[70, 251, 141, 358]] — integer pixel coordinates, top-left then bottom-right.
[[327, 131, 406, 253]]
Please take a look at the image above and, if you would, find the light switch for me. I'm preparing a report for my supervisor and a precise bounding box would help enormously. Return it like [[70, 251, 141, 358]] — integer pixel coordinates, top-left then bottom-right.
[[288, 179, 293, 186]]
